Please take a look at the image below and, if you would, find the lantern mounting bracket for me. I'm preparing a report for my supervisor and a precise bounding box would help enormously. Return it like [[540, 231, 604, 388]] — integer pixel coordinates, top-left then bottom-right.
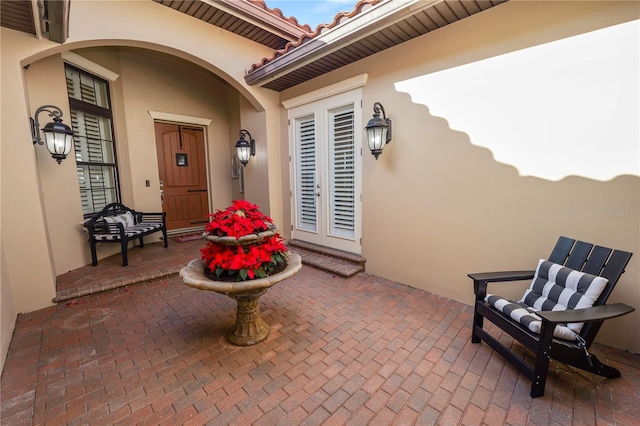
[[31, 105, 64, 146]]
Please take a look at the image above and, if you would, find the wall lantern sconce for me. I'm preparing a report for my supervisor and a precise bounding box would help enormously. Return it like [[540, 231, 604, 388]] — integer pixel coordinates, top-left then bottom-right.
[[31, 105, 75, 164], [364, 102, 392, 160], [235, 129, 255, 166]]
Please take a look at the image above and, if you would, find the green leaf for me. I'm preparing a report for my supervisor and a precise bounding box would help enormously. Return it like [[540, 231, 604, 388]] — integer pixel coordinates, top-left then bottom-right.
[[215, 267, 224, 277], [239, 268, 248, 280]]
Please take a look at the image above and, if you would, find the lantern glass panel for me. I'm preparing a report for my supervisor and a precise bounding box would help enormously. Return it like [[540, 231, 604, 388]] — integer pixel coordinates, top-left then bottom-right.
[[237, 145, 251, 163], [367, 127, 387, 151]]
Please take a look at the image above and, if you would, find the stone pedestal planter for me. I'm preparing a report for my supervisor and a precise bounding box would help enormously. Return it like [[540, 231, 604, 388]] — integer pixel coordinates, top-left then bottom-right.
[[180, 253, 302, 345]]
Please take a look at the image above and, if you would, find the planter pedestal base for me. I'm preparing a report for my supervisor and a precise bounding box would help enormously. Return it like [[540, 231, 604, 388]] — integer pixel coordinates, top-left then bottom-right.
[[180, 253, 302, 346], [226, 289, 269, 345]]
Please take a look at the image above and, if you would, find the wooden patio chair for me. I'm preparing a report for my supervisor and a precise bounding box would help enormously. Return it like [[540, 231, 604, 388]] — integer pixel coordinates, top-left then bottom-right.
[[468, 236, 634, 397]]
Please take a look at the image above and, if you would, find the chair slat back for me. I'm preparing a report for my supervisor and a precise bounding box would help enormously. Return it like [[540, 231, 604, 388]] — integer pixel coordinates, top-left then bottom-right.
[[560, 241, 632, 347], [548, 236, 575, 264], [596, 249, 633, 305], [582, 246, 612, 276], [564, 241, 593, 270], [545, 237, 633, 346]]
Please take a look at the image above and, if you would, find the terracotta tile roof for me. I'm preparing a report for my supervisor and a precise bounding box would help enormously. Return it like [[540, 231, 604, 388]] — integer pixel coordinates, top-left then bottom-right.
[[248, 0, 313, 33], [248, 0, 383, 73]]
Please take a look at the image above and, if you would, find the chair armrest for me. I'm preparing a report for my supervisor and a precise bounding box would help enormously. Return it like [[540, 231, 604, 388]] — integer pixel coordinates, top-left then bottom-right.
[[468, 270, 535, 300], [537, 303, 635, 324], [468, 271, 535, 282]]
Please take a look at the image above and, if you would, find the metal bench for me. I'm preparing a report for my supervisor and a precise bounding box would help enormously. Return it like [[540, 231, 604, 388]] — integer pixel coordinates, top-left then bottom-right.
[[83, 202, 167, 266]]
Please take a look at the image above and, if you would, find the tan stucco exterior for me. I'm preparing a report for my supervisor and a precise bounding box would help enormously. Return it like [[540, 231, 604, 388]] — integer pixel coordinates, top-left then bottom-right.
[[1, 0, 638, 372]]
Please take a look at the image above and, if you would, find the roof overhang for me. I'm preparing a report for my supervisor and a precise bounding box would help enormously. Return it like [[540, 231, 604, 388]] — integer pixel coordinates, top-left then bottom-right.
[[245, 0, 508, 91], [0, 0, 70, 43], [153, 0, 310, 50]]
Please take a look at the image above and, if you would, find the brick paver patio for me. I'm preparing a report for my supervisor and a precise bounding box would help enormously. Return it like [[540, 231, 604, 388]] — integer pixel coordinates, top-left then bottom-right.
[[2, 240, 639, 425]]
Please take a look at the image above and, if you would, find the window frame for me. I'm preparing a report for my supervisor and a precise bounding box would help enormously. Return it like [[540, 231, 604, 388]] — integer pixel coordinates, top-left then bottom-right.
[[65, 64, 121, 218]]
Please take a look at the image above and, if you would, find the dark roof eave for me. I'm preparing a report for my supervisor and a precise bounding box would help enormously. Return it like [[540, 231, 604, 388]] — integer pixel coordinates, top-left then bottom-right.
[[0, 0, 70, 43], [245, 0, 510, 90], [244, 0, 440, 87], [46, 0, 71, 44], [216, 0, 310, 41]]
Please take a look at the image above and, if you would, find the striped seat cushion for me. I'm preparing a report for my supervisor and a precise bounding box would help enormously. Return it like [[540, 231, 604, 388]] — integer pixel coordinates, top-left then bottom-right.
[[486, 259, 608, 341], [93, 222, 163, 241]]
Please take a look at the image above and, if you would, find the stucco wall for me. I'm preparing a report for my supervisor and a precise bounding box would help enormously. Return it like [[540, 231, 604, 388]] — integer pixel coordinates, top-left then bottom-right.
[[25, 55, 91, 274], [280, 1, 640, 352], [1, 240, 17, 373], [1, 29, 59, 314]]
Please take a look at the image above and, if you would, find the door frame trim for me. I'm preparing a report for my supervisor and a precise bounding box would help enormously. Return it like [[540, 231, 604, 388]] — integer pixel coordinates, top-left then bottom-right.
[[149, 111, 212, 126], [282, 73, 368, 110]]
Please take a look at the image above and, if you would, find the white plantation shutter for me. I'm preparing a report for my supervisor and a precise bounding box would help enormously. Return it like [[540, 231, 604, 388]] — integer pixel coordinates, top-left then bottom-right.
[[71, 111, 114, 163], [66, 68, 109, 108], [70, 110, 118, 215], [329, 106, 355, 239], [295, 115, 317, 232], [66, 65, 119, 216]]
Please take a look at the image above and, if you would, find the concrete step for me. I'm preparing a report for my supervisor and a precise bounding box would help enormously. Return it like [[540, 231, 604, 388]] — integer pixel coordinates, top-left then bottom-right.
[[286, 239, 366, 278]]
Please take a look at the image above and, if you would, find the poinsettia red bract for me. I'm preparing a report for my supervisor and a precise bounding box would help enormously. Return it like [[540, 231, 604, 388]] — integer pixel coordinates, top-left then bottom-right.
[[201, 200, 287, 281]]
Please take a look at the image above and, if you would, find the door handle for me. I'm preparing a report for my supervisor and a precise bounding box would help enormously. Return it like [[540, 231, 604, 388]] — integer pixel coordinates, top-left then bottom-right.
[[160, 190, 164, 205]]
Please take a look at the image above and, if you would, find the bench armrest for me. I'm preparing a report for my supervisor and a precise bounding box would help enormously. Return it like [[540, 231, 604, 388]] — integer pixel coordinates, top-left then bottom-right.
[[537, 303, 635, 324], [83, 220, 125, 235], [468, 270, 535, 300], [135, 211, 166, 223]]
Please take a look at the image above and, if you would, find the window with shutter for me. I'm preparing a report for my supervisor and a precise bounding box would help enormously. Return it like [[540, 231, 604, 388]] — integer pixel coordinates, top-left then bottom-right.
[[65, 65, 120, 216]]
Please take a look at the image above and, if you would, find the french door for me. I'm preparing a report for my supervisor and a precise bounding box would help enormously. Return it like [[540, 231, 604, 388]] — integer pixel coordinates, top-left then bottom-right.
[[289, 90, 362, 254]]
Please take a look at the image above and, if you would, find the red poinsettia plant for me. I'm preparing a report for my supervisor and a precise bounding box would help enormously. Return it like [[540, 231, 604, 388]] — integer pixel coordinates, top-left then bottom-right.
[[201, 200, 288, 281]]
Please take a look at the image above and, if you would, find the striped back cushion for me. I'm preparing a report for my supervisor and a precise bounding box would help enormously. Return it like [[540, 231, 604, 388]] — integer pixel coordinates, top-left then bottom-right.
[[486, 259, 608, 341], [522, 259, 608, 314]]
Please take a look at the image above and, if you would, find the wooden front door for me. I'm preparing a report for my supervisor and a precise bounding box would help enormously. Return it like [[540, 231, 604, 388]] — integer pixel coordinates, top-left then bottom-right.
[[154, 122, 209, 231]]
